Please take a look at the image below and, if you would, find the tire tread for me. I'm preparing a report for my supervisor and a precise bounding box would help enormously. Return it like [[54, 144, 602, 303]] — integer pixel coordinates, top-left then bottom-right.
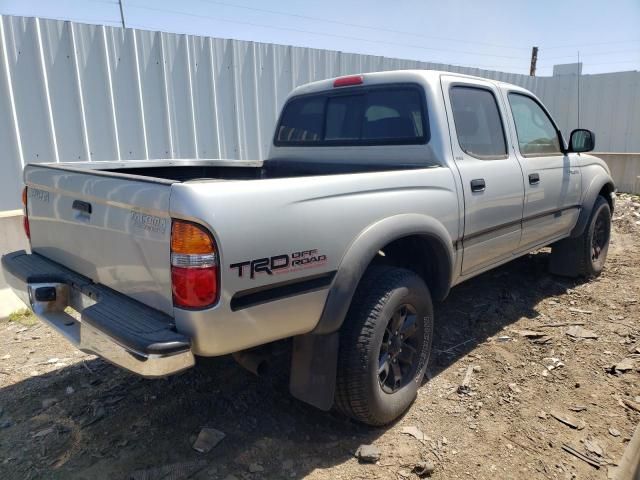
[[550, 195, 610, 278], [335, 266, 429, 425]]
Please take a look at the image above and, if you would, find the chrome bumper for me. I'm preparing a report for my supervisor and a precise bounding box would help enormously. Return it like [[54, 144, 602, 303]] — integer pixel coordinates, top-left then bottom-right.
[[2, 251, 194, 378]]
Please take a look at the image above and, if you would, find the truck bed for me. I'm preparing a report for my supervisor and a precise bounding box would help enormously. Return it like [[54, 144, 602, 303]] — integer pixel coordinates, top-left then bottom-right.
[[36, 158, 430, 184], [23, 158, 436, 318]]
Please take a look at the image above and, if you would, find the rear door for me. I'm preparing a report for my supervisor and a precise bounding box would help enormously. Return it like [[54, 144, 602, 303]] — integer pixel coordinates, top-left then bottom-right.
[[502, 91, 582, 249], [441, 75, 525, 275], [25, 165, 175, 315]]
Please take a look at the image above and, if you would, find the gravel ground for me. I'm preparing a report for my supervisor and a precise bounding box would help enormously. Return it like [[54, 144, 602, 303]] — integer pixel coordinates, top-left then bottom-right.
[[0, 194, 638, 480]]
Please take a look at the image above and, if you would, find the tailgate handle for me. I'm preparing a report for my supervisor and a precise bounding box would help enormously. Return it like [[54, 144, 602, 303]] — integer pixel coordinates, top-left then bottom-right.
[[72, 200, 92, 215]]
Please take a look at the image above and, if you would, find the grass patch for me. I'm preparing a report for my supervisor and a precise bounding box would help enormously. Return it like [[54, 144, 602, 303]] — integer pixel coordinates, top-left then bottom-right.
[[7, 308, 38, 327]]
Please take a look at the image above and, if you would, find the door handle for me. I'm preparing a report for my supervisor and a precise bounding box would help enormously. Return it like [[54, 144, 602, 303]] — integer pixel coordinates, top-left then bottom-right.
[[470, 178, 485, 192], [72, 200, 92, 215], [529, 173, 540, 185]]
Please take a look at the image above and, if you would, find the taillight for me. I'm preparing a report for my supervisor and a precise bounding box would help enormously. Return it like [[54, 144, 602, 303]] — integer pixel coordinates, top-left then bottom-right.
[[333, 75, 363, 88], [22, 186, 30, 241], [170, 220, 218, 308], [23, 216, 30, 239]]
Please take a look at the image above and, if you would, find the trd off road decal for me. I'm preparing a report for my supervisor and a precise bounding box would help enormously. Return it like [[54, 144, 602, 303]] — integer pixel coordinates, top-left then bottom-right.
[[230, 249, 327, 279]]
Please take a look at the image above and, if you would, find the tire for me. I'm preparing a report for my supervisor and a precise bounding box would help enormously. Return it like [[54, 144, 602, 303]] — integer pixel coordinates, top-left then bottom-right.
[[549, 195, 612, 278], [335, 266, 433, 426]]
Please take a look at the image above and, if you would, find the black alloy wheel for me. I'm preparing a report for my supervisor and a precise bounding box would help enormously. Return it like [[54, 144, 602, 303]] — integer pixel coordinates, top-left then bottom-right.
[[378, 304, 424, 394]]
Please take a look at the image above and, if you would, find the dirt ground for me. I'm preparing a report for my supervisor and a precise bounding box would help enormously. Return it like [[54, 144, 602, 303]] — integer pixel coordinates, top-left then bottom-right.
[[0, 194, 638, 480]]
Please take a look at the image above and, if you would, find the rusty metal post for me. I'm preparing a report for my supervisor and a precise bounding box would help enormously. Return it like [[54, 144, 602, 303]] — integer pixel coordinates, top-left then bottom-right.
[[529, 46, 538, 76]]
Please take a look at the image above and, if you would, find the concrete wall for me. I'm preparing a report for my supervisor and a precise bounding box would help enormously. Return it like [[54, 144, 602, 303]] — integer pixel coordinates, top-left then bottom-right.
[[0, 212, 29, 317], [1, 14, 639, 211], [0, 213, 28, 288], [596, 154, 640, 195]]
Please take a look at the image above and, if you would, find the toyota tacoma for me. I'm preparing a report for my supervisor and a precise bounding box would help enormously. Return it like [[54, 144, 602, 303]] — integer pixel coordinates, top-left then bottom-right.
[[2, 70, 615, 425]]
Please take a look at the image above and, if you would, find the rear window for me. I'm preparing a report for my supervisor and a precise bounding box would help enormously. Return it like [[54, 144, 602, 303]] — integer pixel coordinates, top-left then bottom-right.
[[275, 85, 428, 146]]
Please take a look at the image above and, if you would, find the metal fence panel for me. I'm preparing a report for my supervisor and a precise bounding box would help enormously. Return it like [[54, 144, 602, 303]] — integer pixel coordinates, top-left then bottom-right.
[[163, 33, 197, 158], [0, 19, 23, 210], [253, 43, 278, 158], [189, 36, 219, 159], [234, 40, 260, 160], [73, 23, 120, 161], [135, 29, 171, 159], [39, 18, 86, 161], [3, 17, 56, 164], [106, 27, 147, 160], [0, 14, 639, 210], [211, 37, 239, 160]]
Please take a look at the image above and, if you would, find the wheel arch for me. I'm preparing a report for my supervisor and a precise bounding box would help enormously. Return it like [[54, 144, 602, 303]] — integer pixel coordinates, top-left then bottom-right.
[[289, 214, 454, 411], [570, 174, 615, 238], [311, 213, 454, 335]]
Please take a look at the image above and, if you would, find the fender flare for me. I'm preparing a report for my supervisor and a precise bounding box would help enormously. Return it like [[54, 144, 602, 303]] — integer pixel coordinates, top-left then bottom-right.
[[570, 173, 615, 238], [311, 213, 455, 335], [290, 214, 455, 410]]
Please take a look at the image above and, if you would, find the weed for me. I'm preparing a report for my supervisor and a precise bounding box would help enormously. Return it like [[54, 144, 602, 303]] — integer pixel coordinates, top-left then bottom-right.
[[7, 308, 38, 327]]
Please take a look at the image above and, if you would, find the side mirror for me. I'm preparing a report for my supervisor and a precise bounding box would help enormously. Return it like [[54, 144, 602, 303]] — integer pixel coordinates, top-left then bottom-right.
[[568, 129, 595, 153]]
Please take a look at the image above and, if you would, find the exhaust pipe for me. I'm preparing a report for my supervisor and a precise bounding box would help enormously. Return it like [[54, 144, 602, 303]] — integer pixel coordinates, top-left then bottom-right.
[[232, 350, 269, 376]]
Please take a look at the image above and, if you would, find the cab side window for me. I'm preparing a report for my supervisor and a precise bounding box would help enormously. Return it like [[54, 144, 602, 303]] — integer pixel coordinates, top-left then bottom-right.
[[508, 93, 562, 156], [450, 86, 508, 159]]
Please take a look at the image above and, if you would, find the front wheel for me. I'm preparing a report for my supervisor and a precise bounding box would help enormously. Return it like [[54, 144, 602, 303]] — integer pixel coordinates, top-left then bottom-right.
[[549, 195, 612, 277], [335, 266, 433, 426]]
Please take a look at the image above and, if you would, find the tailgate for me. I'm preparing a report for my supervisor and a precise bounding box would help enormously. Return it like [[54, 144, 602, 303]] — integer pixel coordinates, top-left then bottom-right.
[[24, 164, 175, 315]]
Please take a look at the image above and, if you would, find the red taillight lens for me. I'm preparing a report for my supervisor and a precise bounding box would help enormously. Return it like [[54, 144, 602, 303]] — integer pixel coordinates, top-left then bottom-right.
[[171, 220, 218, 309], [23, 215, 30, 240], [333, 75, 363, 88], [171, 266, 217, 308], [22, 187, 30, 240]]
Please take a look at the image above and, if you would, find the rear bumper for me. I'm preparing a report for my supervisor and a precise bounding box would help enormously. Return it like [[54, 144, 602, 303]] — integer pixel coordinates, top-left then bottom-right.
[[1, 250, 194, 377]]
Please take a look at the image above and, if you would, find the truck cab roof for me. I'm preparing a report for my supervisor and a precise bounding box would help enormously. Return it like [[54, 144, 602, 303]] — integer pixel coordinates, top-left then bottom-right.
[[286, 69, 527, 99]]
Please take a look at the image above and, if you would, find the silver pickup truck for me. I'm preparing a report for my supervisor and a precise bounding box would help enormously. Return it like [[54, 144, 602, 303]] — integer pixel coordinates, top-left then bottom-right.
[[2, 70, 615, 426]]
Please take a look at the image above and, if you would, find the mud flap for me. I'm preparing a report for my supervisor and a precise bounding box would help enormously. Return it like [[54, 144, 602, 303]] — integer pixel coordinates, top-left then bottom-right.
[[289, 332, 339, 411]]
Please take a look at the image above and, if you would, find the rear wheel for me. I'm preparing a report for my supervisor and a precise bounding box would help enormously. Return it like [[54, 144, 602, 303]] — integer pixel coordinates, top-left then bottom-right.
[[335, 266, 433, 426], [549, 195, 611, 277]]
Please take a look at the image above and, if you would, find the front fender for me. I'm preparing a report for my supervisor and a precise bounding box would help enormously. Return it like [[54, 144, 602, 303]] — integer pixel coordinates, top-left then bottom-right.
[[570, 169, 615, 238], [311, 213, 454, 335]]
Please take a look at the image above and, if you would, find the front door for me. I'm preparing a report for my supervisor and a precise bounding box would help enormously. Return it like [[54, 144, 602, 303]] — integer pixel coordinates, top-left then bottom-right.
[[441, 76, 525, 276], [502, 91, 582, 249]]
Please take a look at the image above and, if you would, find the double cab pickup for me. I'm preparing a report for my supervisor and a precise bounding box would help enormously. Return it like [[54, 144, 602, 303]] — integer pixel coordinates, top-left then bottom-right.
[[2, 70, 615, 425]]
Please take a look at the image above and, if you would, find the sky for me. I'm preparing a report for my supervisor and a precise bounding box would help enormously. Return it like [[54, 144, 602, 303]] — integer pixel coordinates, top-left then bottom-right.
[[1, 0, 639, 76]]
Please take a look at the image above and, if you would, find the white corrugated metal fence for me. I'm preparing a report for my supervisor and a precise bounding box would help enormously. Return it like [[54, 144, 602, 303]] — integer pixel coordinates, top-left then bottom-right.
[[1, 15, 639, 210]]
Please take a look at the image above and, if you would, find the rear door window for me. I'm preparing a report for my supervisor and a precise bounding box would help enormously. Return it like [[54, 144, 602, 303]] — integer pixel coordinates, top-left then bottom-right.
[[449, 86, 508, 159], [275, 85, 428, 146]]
